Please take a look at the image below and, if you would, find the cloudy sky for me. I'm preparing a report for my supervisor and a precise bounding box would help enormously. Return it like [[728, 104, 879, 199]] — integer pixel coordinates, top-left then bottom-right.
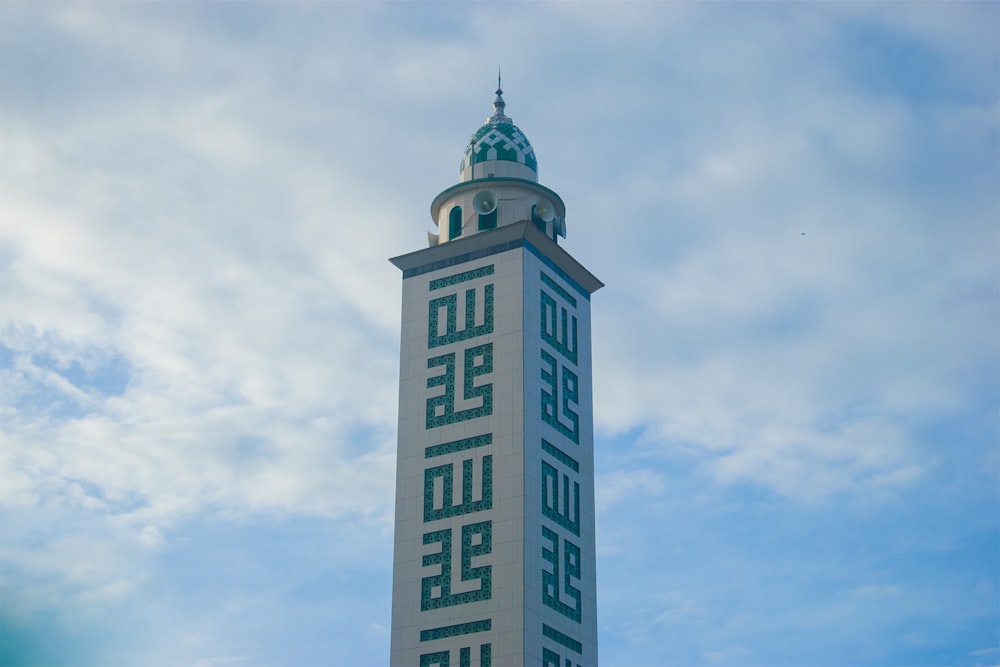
[[1, 2, 997, 666]]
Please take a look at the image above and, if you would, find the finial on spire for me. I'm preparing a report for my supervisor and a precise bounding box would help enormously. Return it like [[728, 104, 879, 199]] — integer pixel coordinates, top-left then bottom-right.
[[489, 69, 509, 123]]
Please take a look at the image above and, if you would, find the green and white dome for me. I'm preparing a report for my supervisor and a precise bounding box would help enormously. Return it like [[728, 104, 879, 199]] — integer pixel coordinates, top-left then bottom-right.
[[429, 81, 566, 248], [460, 86, 538, 181]]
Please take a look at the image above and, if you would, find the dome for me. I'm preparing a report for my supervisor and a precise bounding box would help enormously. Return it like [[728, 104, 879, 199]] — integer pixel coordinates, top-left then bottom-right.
[[428, 79, 567, 248], [460, 85, 538, 177]]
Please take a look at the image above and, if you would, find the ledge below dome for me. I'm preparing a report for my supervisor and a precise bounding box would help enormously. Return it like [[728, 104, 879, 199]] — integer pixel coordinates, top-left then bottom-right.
[[460, 158, 537, 183]]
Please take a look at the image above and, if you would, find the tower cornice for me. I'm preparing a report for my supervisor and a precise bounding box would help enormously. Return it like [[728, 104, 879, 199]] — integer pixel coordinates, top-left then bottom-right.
[[391, 220, 603, 296]]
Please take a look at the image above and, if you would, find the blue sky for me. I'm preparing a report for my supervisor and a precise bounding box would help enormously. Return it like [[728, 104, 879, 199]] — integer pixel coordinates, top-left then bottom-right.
[[0, 2, 996, 666]]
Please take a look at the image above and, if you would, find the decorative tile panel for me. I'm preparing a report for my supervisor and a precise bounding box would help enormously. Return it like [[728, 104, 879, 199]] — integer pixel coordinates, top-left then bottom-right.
[[543, 647, 581, 667], [424, 456, 493, 522], [429, 265, 495, 291], [541, 291, 578, 364], [426, 433, 493, 459], [541, 526, 582, 623], [541, 439, 579, 472], [543, 624, 583, 654], [420, 619, 492, 642], [428, 284, 494, 348], [421, 522, 493, 610], [426, 344, 493, 428], [540, 349, 579, 444], [421, 650, 450, 667], [542, 460, 580, 536], [420, 644, 492, 667], [540, 272, 577, 308]]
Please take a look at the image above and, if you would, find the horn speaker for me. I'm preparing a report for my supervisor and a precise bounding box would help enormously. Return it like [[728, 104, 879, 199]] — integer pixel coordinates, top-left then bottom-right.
[[473, 190, 498, 215], [534, 197, 555, 223]]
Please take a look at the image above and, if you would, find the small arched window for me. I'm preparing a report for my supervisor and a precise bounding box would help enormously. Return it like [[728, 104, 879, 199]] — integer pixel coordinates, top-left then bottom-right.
[[449, 206, 463, 240], [478, 210, 497, 231]]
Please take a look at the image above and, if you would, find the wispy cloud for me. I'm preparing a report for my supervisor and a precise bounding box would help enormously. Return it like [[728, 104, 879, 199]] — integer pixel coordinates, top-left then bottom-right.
[[1, 2, 995, 665]]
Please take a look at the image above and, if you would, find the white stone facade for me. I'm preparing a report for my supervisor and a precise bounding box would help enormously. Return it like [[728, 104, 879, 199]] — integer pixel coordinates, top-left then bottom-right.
[[390, 222, 601, 666]]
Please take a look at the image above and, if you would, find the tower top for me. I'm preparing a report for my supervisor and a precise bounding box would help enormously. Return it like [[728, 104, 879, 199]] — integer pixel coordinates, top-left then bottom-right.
[[460, 83, 538, 181], [490, 70, 508, 122], [430, 79, 565, 247]]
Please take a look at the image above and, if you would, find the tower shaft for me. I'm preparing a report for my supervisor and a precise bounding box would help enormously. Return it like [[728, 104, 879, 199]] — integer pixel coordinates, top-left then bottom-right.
[[390, 222, 601, 666]]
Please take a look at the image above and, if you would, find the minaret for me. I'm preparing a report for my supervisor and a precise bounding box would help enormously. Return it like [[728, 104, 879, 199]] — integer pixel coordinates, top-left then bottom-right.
[[390, 83, 602, 666]]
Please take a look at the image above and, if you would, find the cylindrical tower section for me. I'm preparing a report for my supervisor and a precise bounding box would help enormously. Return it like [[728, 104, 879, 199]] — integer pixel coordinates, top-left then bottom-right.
[[431, 180, 566, 244]]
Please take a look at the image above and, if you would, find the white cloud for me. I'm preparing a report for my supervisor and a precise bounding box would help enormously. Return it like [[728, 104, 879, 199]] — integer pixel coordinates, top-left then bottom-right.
[[0, 2, 995, 664], [0, 9, 413, 561], [595, 469, 663, 514], [580, 10, 997, 503]]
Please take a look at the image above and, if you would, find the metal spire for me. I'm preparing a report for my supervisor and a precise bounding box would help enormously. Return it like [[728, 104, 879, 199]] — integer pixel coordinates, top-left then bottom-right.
[[489, 68, 509, 123]]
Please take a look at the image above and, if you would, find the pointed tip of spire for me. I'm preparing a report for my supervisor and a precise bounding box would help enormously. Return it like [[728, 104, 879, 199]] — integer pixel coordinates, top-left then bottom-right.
[[489, 69, 509, 123]]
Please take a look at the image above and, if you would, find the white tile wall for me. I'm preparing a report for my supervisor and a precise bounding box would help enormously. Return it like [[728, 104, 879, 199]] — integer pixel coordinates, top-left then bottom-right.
[[390, 245, 598, 666]]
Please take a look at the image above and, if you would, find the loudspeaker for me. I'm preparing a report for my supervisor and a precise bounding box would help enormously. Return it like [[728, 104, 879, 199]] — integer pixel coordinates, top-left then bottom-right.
[[534, 197, 555, 223], [472, 190, 498, 215]]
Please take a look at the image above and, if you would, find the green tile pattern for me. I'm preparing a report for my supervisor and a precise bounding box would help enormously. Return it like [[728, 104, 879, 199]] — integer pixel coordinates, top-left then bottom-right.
[[542, 624, 582, 654], [417, 265, 498, 656], [540, 350, 579, 444], [429, 284, 494, 348], [427, 344, 493, 428], [429, 265, 495, 291], [421, 522, 493, 610], [471, 644, 492, 667], [542, 460, 580, 536], [541, 526, 582, 623], [425, 433, 493, 459], [541, 439, 579, 472], [424, 456, 493, 522], [420, 619, 492, 642], [421, 651, 449, 666], [461, 121, 537, 173], [541, 291, 577, 365], [542, 648, 580, 667], [537, 262, 589, 649], [541, 272, 577, 307], [421, 644, 491, 667]]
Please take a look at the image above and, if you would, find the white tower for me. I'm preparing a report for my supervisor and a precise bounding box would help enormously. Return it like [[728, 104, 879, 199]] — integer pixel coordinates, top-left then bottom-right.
[[390, 83, 602, 667]]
